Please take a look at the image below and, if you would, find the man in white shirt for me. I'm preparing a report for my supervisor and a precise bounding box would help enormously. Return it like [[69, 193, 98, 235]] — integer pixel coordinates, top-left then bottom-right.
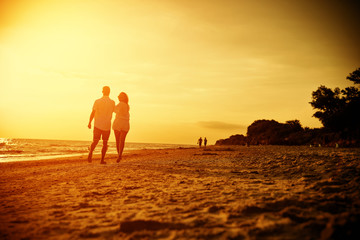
[[88, 86, 115, 164]]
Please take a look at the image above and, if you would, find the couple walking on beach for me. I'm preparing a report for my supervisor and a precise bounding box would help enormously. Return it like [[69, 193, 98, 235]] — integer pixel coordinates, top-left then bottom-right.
[[87, 86, 130, 164]]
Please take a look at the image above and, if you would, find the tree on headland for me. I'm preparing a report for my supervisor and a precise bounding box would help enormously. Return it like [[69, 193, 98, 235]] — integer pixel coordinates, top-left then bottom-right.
[[215, 134, 247, 145], [310, 68, 360, 137], [247, 119, 304, 145], [216, 119, 306, 146], [346, 67, 360, 84], [310, 86, 344, 130], [216, 68, 360, 147]]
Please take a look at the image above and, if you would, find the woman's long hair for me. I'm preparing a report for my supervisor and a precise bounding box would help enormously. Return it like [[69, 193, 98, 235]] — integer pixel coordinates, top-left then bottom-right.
[[118, 92, 129, 104]]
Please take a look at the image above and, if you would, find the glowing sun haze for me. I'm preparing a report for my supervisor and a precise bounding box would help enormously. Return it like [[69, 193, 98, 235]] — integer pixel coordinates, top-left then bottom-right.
[[1, 0, 359, 144]]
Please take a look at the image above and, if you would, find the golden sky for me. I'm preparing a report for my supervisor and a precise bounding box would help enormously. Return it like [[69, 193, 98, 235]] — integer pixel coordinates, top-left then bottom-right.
[[1, 0, 359, 144]]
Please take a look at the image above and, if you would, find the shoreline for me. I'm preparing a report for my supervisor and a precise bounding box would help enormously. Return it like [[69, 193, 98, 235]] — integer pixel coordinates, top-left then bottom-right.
[[0, 143, 356, 164], [0, 138, 196, 163], [1, 146, 359, 239], [0, 146, 197, 164]]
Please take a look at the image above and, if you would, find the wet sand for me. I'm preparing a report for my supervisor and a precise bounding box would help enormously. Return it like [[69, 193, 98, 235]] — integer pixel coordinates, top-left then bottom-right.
[[0, 146, 359, 239]]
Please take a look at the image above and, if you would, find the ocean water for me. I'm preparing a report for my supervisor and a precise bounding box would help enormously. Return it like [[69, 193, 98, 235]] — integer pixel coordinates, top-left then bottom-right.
[[0, 138, 195, 162]]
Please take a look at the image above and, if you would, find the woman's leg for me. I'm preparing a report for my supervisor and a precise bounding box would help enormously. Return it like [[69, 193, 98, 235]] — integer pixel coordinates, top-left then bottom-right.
[[117, 130, 128, 162], [114, 130, 120, 154]]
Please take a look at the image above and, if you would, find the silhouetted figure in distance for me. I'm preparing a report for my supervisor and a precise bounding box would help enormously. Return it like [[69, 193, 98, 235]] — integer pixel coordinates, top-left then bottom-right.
[[113, 92, 130, 163], [204, 137, 207, 147], [198, 137, 202, 148], [88, 86, 115, 164]]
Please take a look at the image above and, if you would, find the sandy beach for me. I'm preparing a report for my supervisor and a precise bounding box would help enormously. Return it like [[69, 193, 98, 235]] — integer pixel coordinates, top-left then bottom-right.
[[0, 146, 359, 239]]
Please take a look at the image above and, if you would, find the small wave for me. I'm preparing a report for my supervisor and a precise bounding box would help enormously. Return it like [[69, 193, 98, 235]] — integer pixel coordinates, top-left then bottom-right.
[[49, 144, 67, 147], [0, 150, 23, 154], [0, 138, 16, 147], [61, 150, 89, 154], [38, 149, 52, 153]]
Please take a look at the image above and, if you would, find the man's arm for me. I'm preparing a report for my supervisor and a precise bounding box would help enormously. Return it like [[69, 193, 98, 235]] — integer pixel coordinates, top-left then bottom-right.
[[88, 110, 95, 129]]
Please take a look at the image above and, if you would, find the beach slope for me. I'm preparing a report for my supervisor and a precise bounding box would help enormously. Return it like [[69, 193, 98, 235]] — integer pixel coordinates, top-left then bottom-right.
[[0, 146, 359, 239]]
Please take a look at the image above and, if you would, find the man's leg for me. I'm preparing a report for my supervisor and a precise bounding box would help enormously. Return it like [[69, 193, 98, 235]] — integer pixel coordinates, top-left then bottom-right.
[[101, 140, 108, 164], [88, 127, 101, 163], [88, 139, 99, 163], [100, 130, 110, 164]]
